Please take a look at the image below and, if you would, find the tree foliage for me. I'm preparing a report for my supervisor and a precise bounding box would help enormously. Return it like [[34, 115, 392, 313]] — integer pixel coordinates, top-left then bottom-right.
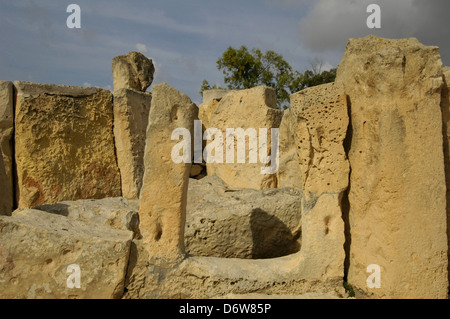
[[201, 46, 336, 108]]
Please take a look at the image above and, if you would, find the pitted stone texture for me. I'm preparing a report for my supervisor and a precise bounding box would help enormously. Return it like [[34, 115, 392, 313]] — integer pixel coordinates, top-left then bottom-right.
[[0, 81, 14, 209], [0, 209, 133, 299], [113, 88, 152, 199], [336, 36, 448, 298], [14, 82, 122, 209], [112, 51, 155, 92], [138, 83, 198, 265], [290, 82, 349, 200], [185, 176, 302, 259], [206, 86, 283, 190]]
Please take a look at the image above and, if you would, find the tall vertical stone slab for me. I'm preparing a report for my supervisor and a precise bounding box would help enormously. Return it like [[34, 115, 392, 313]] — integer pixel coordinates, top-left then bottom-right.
[[139, 83, 198, 265], [290, 83, 349, 201], [276, 108, 303, 190], [0, 81, 14, 209], [206, 86, 283, 190], [336, 36, 448, 298], [113, 88, 152, 199], [14, 82, 122, 208], [441, 66, 450, 291], [290, 82, 349, 282]]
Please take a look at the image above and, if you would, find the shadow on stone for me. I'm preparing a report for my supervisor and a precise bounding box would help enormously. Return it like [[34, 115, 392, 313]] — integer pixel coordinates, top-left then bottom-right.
[[250, 208, 301, 259], [34, 203, 70, 217]]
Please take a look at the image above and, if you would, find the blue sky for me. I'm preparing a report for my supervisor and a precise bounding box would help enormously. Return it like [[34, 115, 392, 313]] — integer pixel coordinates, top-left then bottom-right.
[[1, 0, 449, 105]]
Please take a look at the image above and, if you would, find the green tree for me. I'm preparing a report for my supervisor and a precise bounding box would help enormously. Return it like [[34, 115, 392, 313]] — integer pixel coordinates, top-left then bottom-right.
[[201, 46, 336, 108]]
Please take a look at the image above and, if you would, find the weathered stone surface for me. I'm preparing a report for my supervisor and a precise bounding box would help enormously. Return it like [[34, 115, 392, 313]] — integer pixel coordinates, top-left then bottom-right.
[[113, 88, 152, 199], [0, 154, 12, 216], [336, 36, 448, 298], [441, 66, 450, 292], [185, 176, 302, 259], [112, 51, 155, 92], [125, 84, 345, 299], [206, 86, 283, 190], [0, 209, 133, 299], [202, 89, 235, 105], [290, 82, 349, 200], [287, 82, 348, 295], [33, 197, 140, 236], [138, 83, 198, 265], [14, 81, 122, 209], [198, 98, 220, 130], [0, 81, 14, 207], [125, 187, 345, 299], [276, 108, 302, 190]]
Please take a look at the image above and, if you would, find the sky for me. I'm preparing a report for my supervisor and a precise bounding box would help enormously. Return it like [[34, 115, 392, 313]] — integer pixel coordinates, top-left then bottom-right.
[[1, 0, 450, 105]]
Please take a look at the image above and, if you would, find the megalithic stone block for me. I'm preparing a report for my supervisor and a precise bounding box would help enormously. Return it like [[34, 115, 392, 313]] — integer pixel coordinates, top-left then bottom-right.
[[336, 36, 448, 298], [113, 88, 152, 199], [14, 82, 122, 208], [139, 83, 198, 265]]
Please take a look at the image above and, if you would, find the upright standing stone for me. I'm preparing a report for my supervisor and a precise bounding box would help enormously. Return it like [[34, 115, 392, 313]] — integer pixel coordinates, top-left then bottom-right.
[[0, 81, 14, 208], [206, 86, 283, 190], [290, 83, 349, 201], [14, 82, 122, 208], [113, 88, 152, 199], [139, 83, 198, 265], [112, 51, 155, 92], [276, 108, 303, 190], [336, 36, 448, 298], [290, 82, 349, 284], [441, 66, 450, 291]]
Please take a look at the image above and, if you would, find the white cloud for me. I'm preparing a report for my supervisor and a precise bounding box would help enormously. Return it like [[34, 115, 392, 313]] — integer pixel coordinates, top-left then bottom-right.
[[136, 43, 148, 53]]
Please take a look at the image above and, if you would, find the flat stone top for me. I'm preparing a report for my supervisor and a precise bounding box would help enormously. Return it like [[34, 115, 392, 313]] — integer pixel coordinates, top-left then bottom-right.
[[3, 209, 132, 241], [202, 89, 235, 104], [14, 81, 103, 97]]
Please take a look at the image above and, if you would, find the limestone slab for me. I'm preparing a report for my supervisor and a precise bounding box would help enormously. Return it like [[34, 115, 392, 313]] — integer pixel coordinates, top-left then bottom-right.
[[0, 210, 133, 299], [14, 81, 122, 208], [113, 88, 151, 199], [336, 36, 448, 298]]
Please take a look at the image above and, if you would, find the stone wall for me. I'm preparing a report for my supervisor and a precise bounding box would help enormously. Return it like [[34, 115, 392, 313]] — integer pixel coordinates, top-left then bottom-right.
[[1, 37, 449, 299]]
